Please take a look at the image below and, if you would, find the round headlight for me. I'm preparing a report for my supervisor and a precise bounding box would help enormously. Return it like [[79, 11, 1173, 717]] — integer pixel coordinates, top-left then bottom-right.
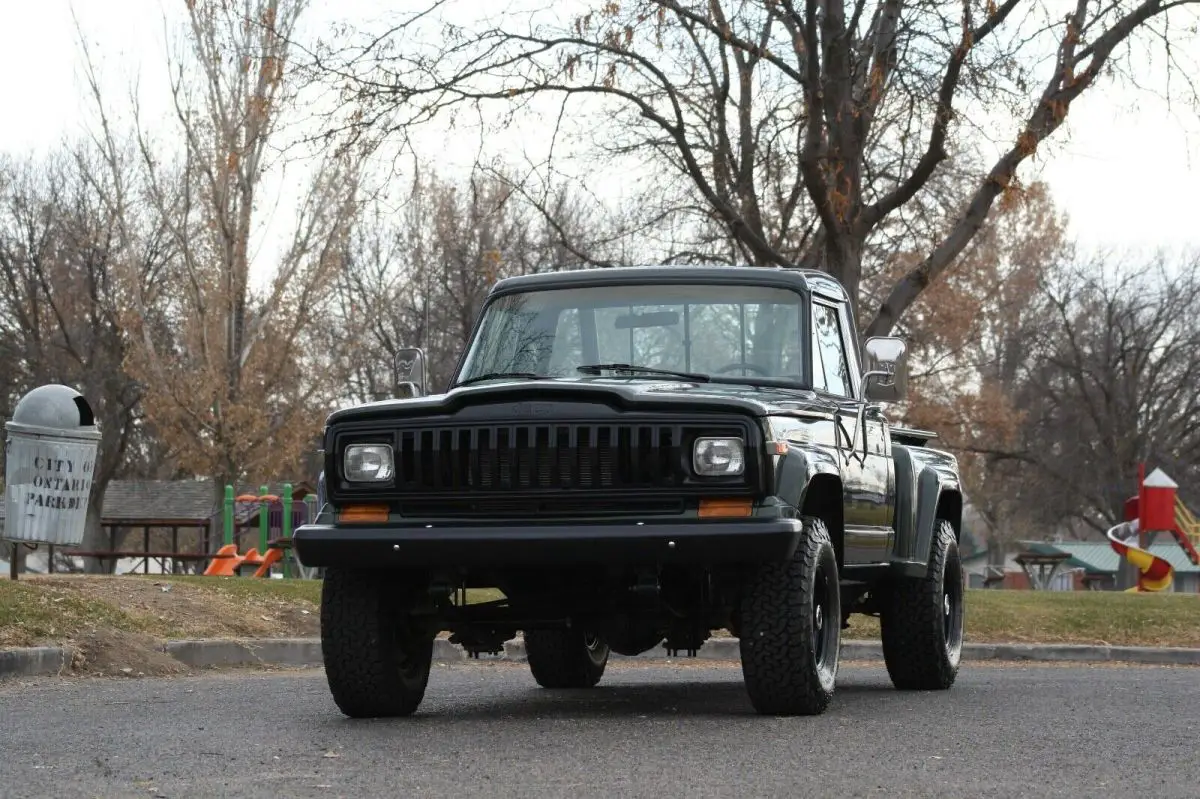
[[693, 437, 745, 476], [344, 444, 394, 482]]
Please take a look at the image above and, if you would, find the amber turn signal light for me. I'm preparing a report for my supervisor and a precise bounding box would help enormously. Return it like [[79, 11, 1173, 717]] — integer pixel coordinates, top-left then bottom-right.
[[338, 504, 390, 523], [698, 498, 753, 518]]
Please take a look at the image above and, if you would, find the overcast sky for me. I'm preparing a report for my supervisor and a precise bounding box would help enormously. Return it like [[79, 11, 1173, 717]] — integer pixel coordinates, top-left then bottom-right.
[[3, 0, 1199, 267]]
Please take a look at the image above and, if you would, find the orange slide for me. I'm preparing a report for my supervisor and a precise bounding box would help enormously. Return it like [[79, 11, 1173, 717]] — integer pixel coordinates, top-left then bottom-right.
[[203, 544, 283, 577]]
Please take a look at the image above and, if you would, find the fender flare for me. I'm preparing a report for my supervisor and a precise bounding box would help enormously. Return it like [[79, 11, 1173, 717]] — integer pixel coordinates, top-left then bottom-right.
[[773, 443, 843, 510], [893, 444, 962, 566]]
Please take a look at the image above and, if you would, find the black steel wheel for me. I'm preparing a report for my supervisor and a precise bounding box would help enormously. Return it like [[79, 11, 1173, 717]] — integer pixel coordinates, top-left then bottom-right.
[[880, 519, 964, 690], [320, 568, 434, 718], [737, 516, 841, 716]]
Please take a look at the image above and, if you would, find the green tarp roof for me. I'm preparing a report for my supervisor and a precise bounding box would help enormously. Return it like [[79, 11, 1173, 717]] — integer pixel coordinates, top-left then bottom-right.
[[1022, 540, 1200, 574]]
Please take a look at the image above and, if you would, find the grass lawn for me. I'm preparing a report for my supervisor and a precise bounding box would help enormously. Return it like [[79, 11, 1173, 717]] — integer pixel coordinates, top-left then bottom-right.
[[0, 575, 323, 648], [3, 577, 1199, 650], [845, 589, 1200, 648]]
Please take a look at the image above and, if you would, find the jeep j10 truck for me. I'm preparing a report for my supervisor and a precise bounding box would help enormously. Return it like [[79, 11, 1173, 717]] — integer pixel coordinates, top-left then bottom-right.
[[293, 265, 965, 718]]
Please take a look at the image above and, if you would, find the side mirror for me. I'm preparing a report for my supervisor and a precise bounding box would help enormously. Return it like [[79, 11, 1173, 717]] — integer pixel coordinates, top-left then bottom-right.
[[862, 336, 907, 402], [393, 347, 427, 398]]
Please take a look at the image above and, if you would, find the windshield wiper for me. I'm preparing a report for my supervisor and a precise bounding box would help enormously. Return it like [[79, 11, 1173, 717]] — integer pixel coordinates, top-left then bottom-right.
[[455, 371, 551, 387], [576, 363, 711, 382]]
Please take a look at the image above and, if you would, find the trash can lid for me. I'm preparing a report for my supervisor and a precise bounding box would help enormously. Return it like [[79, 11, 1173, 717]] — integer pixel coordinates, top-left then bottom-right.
[[6, 384, 100, 437]]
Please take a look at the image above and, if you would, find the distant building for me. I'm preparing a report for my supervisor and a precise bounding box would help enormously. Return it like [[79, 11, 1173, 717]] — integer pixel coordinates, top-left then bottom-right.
[[1020, 540, 1200, 593], [962, 538, 1200, 592]]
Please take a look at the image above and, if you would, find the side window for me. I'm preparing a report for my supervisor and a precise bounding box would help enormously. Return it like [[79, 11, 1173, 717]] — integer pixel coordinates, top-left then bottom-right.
[[810, 316, 827, 391], [812, 303, 851, 397]]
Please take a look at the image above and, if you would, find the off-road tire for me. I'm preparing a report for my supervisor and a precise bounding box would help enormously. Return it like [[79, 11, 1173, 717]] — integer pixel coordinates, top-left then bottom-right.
[[524, 629, 610, 688], [737, 516, 841, 716], [320, 567, 434, 718], [880, 519, 964, 690]]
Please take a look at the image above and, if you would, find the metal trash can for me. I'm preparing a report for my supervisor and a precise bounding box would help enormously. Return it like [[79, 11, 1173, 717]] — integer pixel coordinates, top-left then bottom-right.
[[3, 384, 101, 547]]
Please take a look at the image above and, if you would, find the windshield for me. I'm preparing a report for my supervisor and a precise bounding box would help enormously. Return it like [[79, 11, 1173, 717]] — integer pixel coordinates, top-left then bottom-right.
[[455, 282, 806, 386]]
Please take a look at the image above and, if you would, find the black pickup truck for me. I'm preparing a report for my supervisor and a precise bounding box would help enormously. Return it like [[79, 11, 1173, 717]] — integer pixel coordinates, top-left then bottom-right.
[[294, 265, 965, 717]]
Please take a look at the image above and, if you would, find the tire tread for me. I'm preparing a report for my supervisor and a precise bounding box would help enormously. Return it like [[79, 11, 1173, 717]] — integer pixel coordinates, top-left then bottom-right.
[[320, 567, 433, 718], [738, 516, 839, 716], [880, 519, 961, 690], [525, 629, 608, 688]]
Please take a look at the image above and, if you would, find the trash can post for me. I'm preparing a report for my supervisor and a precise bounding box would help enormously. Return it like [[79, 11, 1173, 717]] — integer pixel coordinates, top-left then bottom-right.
[[223, 485, 234, 547], [259, 484, 269, 554], [282, 483, 293, 579], [3, 384, 102, 580]]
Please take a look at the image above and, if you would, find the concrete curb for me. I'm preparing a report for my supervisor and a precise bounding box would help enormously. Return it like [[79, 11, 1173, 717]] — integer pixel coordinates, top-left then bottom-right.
[[164, 638, 325, 669], [494, 637, 1200, 667], [5, 637, 1200, 677], [163, 637, 467, 669], [0, 646, 74, 678]]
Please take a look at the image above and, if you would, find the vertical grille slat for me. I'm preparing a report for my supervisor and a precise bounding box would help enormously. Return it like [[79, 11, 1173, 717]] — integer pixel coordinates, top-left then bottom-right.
[[617, 425, 632, 486], [555, 425, 570, 487], [658, 426, 670, 486], [480, 428, 494, 488], [535, 426, 552, 488], [649, 425, 661, 485]]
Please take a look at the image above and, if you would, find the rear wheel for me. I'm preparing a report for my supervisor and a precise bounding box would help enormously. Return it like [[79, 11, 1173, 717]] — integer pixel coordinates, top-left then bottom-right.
[[737, 516, 841, 716], [524, 628, 610, 688], [320, 568, 434, 718], [880, 519, 964, 690]]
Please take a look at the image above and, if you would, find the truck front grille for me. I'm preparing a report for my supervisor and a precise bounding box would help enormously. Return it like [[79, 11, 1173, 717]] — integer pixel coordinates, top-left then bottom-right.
[[397, 422, 691, 492]]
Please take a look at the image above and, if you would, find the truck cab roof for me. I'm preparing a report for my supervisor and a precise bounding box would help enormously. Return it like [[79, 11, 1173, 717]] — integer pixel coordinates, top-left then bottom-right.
[[490, 265, 851, 304]]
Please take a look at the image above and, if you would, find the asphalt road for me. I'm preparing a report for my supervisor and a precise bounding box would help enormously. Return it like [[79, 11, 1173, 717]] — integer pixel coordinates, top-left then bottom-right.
[[1, 660, 1198, 798]]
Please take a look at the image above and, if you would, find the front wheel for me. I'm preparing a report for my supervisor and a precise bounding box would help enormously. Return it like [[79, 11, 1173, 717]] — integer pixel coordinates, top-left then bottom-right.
[[320, 568, 435, 718], [524, 628, 610, 688], [737, 516, 841, 716], [880, 519, 965, 690]]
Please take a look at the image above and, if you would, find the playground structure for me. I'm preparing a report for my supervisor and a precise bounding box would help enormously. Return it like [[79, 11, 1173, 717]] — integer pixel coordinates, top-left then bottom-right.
[[204, 484, 320, 578], [1107, 466, 1200, 592]]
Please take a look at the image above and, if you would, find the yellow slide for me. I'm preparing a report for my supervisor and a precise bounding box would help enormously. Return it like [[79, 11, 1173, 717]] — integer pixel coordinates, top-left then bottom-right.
[[1178, 499, 1200, 559]]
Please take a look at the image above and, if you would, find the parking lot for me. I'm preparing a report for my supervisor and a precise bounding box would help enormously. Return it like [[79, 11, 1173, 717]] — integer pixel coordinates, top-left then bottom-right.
[[2, 659, 1197, 798]]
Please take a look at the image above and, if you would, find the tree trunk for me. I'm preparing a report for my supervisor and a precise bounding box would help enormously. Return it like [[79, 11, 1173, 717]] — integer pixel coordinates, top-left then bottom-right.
[[825, 237, 864, 334]]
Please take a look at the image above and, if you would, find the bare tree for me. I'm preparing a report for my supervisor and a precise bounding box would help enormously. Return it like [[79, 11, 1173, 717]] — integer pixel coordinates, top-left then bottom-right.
[[324, 165, 611, 398], [1009, 256, 1200, 534], [82, 0, 366, 503], [311, 0, 1200, 334]]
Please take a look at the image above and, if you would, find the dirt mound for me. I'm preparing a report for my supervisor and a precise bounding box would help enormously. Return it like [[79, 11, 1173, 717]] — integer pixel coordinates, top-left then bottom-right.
[[67, 629, 194, 678], [39, 575, 321, 640]]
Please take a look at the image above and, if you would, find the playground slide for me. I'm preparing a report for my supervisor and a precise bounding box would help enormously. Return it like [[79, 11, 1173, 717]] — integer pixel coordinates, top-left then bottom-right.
[[1176, 499, 1200, 562], [1106, 520, 1175, 592]]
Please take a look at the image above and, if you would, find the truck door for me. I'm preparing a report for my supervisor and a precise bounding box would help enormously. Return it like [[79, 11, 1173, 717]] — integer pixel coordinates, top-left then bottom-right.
[[811, 300, 892, 563]]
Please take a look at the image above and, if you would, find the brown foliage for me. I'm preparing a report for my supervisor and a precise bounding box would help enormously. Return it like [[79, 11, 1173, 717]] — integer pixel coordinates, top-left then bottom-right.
[[98, 0, 364, 490], [886, 180, 1072, 547]]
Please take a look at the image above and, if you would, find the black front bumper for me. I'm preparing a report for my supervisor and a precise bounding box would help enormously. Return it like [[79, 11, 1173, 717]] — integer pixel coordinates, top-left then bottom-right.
[[292, 518, 803, 569]]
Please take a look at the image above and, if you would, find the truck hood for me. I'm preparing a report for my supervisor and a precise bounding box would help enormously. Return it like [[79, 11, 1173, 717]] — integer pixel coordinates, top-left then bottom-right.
[[326, 377, 841, 424]]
